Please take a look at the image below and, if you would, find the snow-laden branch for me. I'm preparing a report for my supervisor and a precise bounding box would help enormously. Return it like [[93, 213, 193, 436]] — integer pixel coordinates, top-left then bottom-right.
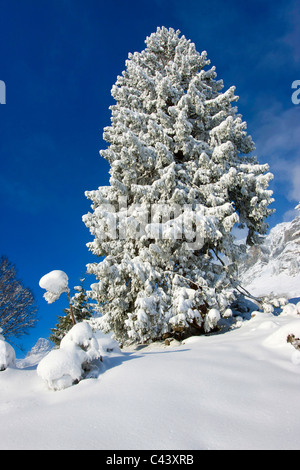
[[39, 270, 76, 325]]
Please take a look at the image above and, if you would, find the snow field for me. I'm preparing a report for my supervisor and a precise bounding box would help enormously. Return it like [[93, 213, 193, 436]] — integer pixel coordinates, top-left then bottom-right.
[[1, 307, 300, 450]]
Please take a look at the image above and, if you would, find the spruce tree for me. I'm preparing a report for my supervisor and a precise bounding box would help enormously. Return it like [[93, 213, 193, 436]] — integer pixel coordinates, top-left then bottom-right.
[[83, 27, 274, 344], [49, 281, 93, 346]]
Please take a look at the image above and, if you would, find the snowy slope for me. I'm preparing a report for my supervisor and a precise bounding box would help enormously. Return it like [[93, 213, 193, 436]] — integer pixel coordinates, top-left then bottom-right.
[[1, 306, 300, 450], [239, 213, 300, 298], [1, 214, 300, 450]]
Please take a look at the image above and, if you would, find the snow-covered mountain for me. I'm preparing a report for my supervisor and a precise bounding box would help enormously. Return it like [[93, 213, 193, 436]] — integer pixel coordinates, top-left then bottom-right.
[[239, 212, 300, 298], [16, 338, 53, 368]]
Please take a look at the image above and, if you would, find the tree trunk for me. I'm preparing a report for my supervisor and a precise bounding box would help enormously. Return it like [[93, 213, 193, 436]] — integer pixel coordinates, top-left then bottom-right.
[[67, 291, 76, 325]]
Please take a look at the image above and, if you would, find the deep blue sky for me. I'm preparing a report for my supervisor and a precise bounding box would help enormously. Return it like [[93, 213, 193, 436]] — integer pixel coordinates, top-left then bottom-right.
[[0, 0, 299, 356]]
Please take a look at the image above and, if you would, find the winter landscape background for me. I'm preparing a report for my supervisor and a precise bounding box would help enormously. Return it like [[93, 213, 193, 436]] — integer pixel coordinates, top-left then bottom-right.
[[0, 0, 300, 451]]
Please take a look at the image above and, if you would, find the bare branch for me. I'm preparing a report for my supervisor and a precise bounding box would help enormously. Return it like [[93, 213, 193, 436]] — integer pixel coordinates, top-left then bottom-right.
[[0, 256, 38, 340]]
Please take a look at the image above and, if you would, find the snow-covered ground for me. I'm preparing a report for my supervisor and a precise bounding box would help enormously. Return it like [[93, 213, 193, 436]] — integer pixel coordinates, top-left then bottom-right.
[[1, 300, 300, 450]]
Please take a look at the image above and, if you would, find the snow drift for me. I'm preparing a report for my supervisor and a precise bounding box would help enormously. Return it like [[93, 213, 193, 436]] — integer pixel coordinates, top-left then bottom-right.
[[1, 303, 300, 450]]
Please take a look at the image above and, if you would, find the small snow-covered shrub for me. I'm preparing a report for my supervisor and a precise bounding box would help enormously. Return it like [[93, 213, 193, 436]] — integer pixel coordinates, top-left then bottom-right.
[[0, 329, 15, 371], [39, 270, 69, 304], [36, 348, 84, 390], [37, 322, 102, 391]]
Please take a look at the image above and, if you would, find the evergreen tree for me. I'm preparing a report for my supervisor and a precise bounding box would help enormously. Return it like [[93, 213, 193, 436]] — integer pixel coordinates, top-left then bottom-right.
[[49, 280, 93, 346], [83, 27, 274, 344]]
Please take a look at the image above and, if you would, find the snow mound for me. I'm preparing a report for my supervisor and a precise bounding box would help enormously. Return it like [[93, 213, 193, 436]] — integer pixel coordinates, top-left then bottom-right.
[[281, 302, 300, 316], [0, 339, 16, 371], [93, 330, 121, 356], [87, 317, 123, 354], [37, 322, 102, 391], [263, 319, 300, 349]]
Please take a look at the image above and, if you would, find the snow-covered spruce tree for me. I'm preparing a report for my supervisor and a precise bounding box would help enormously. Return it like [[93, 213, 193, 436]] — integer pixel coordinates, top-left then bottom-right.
[[49, 280, 94, 347], [83, 27, 274, 344]]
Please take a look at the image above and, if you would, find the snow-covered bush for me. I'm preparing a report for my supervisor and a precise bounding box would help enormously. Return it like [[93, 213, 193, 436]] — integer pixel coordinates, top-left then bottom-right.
[[39, 270, 69, 304], [37, 322, 102, 391], [39, 270, 76, 325], [83, 27, 274, 344], [0, 328, 15, 371], [50, 280, 94, 346]]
